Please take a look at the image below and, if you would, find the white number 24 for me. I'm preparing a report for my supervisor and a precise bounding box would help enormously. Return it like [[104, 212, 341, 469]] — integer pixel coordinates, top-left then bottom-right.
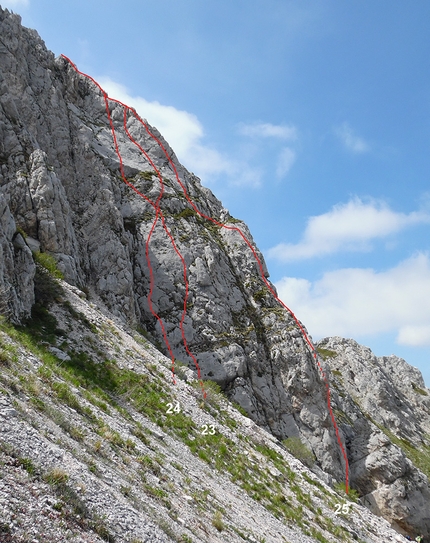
[[166, 402, 181, 414]]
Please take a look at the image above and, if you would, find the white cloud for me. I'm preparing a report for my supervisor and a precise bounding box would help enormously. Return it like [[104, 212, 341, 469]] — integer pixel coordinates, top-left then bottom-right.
[[97, 77, 259, 186], [335, 122, 369, 154], [397, 325, 430, 347], [238, 122, 297, 140], [274, 252, 430, 347], [238, 122, 298, 179], [98, 78, 203, 158], [276, 147, 296, 178], [268, 198, 430, 261]]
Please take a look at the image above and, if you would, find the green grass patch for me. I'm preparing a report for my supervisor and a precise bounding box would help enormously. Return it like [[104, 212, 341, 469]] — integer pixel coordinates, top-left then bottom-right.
[[143, 483, 171, 508], [1, 316, 59, 367], [0, 341, 18, 367], [62, 351, 118, 395], [33, 251, 63, 279], [44, 467, 69, 485], [334, 482, 360, 502], [282, 437, 315, 468], [316, 347, 337, 360], [52, 381, 95, 421], [302, 473, 325, 491], [138, 454, 161, 476], [140, 170, 157, 181], [375, 423, 430, 480], [253, 286, 271, 303], [212, 510, 225, 532], [18, 457, 37, 476], [411, 382, 428, 396], [19, 303, 65, 344], [175, 207, 197, 220]]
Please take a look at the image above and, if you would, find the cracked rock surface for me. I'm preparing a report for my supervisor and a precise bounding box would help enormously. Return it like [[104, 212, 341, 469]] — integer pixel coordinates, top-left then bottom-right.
[[318, 336, 430, 536], [0, 6, 429, 539], [0, 7, 346, 483]]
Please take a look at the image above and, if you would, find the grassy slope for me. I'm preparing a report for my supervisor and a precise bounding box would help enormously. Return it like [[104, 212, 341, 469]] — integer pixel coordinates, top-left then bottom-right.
[[0, 271, 398, 542]]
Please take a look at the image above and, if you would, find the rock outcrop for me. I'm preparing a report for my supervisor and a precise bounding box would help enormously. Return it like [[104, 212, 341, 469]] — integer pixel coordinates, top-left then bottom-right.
[[0, 191, 35, 322], [318, 336, 430, 536], [1, 6, 429, 539]]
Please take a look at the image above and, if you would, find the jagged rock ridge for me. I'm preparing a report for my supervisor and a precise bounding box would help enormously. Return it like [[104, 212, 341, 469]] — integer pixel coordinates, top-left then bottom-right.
[[0, 6, 429, 539]]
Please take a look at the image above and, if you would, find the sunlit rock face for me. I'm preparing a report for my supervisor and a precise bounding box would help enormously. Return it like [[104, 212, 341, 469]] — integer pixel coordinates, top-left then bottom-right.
[[0, 7, 345, 483], [1, 7, 430, 537], [319, 336, 430, 536]]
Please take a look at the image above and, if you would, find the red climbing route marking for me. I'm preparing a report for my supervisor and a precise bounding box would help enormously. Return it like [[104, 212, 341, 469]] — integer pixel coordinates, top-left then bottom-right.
[[61, 54, 207, 396], [61, 54, 349, 493]]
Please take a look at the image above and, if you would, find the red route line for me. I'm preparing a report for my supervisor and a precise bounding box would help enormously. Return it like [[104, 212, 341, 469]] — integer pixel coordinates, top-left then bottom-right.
[[61, 54, 349, 493], [61, 54, 206, 396]]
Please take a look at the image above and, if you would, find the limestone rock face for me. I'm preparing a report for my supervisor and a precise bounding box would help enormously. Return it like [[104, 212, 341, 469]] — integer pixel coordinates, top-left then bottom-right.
[[319, 336, 430, 536], [0, 191, 35, 321], [0, 7, 346, 484], [1, 7, 430, 538]]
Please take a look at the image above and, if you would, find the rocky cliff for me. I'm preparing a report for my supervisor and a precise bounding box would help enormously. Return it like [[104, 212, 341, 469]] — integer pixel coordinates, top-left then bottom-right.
[[0, 6, 346, 481], [0, 6, 429, 541], [319, 337, 430, 536]]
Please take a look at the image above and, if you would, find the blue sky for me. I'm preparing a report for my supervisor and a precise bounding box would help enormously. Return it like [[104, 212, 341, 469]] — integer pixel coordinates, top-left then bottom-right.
[[4, 0, 430, 385]]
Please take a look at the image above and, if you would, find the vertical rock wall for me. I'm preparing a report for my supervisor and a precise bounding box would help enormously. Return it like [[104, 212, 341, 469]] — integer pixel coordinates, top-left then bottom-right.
[[0, 7, 346, 484]]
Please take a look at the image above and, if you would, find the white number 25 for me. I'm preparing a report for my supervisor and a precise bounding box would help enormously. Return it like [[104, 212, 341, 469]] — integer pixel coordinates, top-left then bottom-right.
[[334, 503, 351, 515]]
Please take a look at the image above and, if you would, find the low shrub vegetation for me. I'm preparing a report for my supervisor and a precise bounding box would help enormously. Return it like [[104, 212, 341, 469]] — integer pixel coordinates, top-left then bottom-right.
[[282, 437, 315, 468], [212, 510, 225, 532], [33, 251, 64, 280]]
